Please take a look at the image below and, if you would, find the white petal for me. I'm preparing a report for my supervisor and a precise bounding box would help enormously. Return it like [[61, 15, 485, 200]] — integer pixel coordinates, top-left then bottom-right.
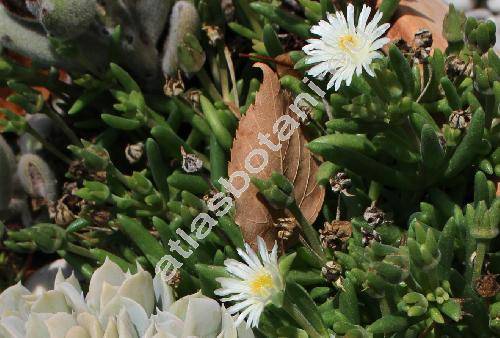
[[304, 4, 391, 92], [270, 243, 278, 263], [244, 244, 263, 268], [371, 37, 390, 50], [235, 305, 255, 328], [256, 237, 271, 264], [363, 63, 376, 77], [225, 260, 254, 279], [227, 299, 256, 315], [346, 4, 355, 33], [357, 5, 372, 33]]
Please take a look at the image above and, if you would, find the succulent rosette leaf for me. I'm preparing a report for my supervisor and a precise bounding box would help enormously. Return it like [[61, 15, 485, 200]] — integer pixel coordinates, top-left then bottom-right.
[[0, 259, 254, 338]]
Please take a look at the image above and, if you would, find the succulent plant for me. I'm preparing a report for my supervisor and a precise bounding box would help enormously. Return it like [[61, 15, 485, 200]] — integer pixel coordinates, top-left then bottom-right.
[[162, 1, 202, 77], [0, 134, 15, 210], [0, 0, 202, 86], [17, 153, 57, 201], [0, 133, 58, 225], [0, 258, 255, 337]]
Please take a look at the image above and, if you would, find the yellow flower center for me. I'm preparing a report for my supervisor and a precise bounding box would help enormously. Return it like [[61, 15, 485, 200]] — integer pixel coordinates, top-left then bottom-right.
[[339, 34, 358, 52], [249, 272, 274, 296]]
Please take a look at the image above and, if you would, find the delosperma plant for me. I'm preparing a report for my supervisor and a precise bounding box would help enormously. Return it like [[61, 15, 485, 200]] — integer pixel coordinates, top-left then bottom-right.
[[0, 0, 499, 337]]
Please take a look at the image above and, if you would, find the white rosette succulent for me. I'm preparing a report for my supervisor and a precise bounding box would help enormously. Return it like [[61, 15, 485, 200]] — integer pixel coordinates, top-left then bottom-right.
[[0, 258, 255, 338]]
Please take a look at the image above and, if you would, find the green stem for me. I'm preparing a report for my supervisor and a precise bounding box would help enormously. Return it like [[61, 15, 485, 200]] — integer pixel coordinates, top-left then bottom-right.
[[235, 0, 262, 35], [144, 105, 168, 126], [417, 63, 433, 103], [429, 269, 440, 290], [379, 296, 391, 316], [217, 43, 231, 102], [10, 64, 81, 98], [472, 241, 489, 282], [223, 46, 240, 110], [196, 68, 223, 102], [65, 242, 97, 260], [25, 125, 72, 164], [44, 106, 82, 146], [282, 296, 324, 338], [111, 166, 129, 186], [288, 202, 326, 262]]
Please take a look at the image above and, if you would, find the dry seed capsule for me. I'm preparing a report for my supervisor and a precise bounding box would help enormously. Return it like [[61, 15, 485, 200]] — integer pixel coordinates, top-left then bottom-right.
[[162, 1, 200, 77], [319, 220, 352, 251], [17, 154, 57, 202], [363, 205, 385, 228], [125, 142, 144, 164]]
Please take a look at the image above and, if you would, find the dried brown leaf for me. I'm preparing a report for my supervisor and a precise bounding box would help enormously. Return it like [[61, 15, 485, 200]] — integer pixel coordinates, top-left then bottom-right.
[[228, 63, 324, 248], [377, 0, 448, 52], [275, 53, 301, 79]]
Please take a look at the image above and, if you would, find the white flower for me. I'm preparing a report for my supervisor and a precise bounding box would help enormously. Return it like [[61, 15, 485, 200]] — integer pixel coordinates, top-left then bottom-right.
[[0, 258, 255, 338], [302, 4, 390, 91], [215, 237, 284, 329]]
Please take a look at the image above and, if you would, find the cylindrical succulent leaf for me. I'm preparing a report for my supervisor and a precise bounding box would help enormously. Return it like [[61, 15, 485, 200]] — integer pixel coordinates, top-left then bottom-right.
[[0, 134, 15, 210], [177, 33, 206, 74]]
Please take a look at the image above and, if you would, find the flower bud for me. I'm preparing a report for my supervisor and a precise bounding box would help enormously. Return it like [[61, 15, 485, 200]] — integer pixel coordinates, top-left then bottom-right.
[[251, 176, 294, 209], [490, 302, 500, 332], [468, 200, 500, 240], [125, 172, 154, 195], [74, 180, 110, 204], [31, 223, 66, 253], [409, 306, 428, 317], [68, 140, 110, 171]]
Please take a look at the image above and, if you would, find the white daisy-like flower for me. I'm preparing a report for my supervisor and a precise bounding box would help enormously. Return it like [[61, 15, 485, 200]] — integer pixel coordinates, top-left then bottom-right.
[[215, 237, 284, 329], [303, 4, 391, 91]]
